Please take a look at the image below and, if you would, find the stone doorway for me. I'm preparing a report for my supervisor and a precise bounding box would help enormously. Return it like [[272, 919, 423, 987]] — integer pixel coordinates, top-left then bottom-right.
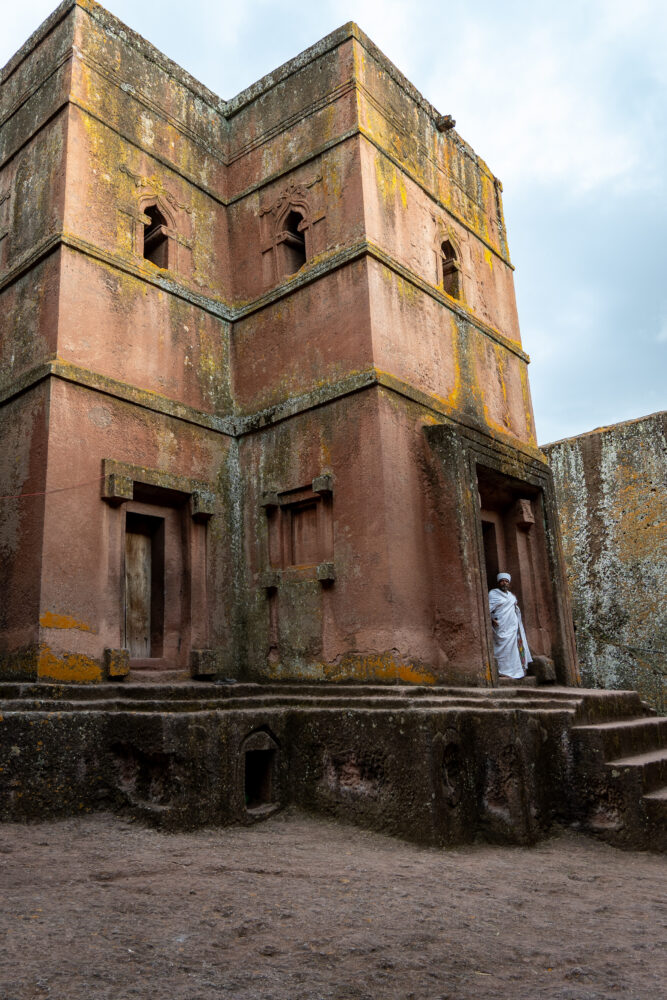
[[122, 500, 189, 670], [477, 466, 554, 660], [124, 512, 165, 658]]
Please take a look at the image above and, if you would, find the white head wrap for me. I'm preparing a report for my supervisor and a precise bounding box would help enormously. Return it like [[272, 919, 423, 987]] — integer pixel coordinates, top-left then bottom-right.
[[497, 572, 511, 582]]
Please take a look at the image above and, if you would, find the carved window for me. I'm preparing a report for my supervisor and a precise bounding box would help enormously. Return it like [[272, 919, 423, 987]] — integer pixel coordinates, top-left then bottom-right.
[[269, 489, 331, 568], [143, 204, 170, 268], [441, 239, 461, 299], [261, 477, 335, 581], [278, 210, 307, 275], [260, 178, 326, 288]]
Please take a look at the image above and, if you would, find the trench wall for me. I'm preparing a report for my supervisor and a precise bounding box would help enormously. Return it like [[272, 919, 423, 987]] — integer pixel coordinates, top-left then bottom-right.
[[544, 412, 667, 712], [0, 702, 573, 846]]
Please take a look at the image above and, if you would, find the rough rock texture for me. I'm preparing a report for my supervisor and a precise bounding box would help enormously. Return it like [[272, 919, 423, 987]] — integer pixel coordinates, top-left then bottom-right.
[[545, 413, 667, 713], [1, 682, 664, 850]]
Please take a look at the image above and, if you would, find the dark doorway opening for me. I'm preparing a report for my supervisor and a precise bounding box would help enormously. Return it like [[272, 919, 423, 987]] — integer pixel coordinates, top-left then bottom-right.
[[481, 519, 500, 590], [477, 464, 555, 661], [244, 748, 276, 810], [124, 512, 165, 658]]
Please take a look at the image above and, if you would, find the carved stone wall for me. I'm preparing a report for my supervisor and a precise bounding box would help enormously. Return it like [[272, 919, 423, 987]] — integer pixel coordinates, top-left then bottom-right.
[[544, 413, 667, 712]]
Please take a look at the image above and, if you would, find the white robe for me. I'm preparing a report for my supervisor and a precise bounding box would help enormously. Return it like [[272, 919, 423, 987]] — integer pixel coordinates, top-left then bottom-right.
[[488, 587, 532, 679]]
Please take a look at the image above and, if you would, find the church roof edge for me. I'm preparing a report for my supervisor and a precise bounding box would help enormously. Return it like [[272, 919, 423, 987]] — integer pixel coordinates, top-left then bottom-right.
[[1, 2, 498, 183]]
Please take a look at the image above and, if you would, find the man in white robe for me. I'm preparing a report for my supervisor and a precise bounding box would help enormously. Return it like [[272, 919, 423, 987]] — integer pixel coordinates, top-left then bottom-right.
[[488, 572, 532, 679]]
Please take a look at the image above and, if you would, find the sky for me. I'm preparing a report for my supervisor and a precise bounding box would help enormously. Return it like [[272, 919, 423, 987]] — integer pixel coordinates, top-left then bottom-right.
[[2, 0, 666, 443]]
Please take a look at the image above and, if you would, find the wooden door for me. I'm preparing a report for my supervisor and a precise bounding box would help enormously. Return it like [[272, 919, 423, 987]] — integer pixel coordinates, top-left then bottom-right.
[[125, 529, 151, 657]]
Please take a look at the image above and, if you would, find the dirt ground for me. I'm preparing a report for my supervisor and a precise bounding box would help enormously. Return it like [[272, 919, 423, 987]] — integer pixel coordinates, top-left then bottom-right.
[[0, 810, 664, 1000]]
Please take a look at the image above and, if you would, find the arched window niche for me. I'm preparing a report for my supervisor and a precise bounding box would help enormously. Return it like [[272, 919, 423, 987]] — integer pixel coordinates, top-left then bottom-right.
[[259, 178, 326, 288], [440, 238, 461, 299], [142, 203, 171, 269], [240, 729, 282, 818], [276, 205, 308, 277]]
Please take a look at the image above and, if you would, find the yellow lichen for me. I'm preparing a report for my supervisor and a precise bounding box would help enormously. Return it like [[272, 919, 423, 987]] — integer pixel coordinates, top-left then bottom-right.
[[39, 612, 93, 632], [37, 647, 102, 683]]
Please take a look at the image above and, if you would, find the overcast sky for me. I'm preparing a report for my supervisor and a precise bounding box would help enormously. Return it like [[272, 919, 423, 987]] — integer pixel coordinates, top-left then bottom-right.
[[3, 0, 665, 443]]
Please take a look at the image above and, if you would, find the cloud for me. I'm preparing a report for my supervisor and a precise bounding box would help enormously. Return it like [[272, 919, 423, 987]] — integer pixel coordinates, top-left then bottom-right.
[[402, 0, 666, 196], [1, 2, 56, 67]]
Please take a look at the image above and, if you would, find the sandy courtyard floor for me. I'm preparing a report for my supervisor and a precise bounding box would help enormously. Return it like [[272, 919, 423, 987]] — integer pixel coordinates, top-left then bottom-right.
[[0, 810, 665, 1000]]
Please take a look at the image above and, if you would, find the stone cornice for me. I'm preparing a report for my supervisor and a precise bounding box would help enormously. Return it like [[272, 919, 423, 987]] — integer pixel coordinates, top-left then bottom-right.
[[0, 231, 528, 364], [0, 230, 234, 321], [0, 50, 73, 133], [0, 358, 237, 435], [233, 239, 527, 362], [0, 358, 544, 465], [1, 0, 74, 84]]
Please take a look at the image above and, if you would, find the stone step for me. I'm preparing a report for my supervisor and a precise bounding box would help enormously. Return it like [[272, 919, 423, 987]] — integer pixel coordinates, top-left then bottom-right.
[[574, 690, 653, 722], [0, 680, 569, 700], [0, 680, 647, 715], [0, 691, 582, 715], [516, 686, 650, 721], [643, 786, 667, 803], [0, 679, 581, 703], [128, 670, 192, 684], [607, 748, 667, 793], [0, 699, 580, 718], [0, 681, 571, 703], [497, 676, 538, 687], [218, 694, 578, 713], [573, 716, 667, 758], [0, 681, 229, 701]]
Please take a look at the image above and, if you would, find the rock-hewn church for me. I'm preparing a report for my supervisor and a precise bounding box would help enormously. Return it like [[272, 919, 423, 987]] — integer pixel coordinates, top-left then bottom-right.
[[0, 1, 663, 851], [0, 0, 577, 687]]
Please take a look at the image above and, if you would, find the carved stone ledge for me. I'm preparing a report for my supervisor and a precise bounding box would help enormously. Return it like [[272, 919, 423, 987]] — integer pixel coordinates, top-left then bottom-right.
[[102, 473, 134, 504], [312, 474, 334, 495], [530, 655, 556, 685], [435, 114, 456, 132], [190, 649, 218, 678], [317, 561, 335, 583], [190, 489, 216, 521], [101, 460, 215, 519], [260, 569, 281, 589], [104, 647, 130, 679], [260, 491, 280, 509]]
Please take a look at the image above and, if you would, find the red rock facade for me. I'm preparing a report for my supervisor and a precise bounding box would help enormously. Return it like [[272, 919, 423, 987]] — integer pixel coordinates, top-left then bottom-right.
[[0, 0, 578, 686]]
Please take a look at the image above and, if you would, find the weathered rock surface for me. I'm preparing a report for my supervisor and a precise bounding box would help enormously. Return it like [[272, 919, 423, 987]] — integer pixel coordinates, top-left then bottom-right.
[[1, 681, 664, 850], [545, 412, 666, 713]]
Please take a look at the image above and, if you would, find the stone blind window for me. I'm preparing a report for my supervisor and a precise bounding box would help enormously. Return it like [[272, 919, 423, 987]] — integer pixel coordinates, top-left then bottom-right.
[[260, 476, 335, 583], [440, 239, 461, 299]]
